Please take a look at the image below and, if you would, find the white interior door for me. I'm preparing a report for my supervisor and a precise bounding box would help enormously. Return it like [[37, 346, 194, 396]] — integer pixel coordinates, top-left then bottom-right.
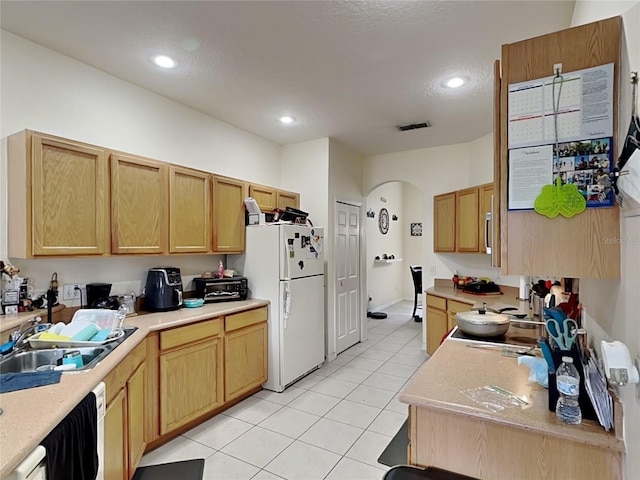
[[335, 201, 361, 354]]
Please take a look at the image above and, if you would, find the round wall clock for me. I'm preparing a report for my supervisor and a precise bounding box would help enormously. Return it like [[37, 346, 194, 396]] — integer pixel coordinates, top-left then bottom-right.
[[378, 208, 389, 234]]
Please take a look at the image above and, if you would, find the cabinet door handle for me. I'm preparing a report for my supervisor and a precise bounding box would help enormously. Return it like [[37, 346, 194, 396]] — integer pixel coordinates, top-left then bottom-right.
[[485, 195, 493, 256]]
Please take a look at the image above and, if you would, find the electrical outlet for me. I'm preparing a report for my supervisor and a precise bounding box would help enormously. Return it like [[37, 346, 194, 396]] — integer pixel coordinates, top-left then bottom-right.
[[62, 283, 84, 301], [429, 265, 436, 275]]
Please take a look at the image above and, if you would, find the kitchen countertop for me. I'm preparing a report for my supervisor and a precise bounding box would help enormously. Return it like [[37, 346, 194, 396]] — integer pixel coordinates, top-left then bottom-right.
[[0, 305, 66, 335], [0, 299, 269, 477], [399, 338, 623, 452]]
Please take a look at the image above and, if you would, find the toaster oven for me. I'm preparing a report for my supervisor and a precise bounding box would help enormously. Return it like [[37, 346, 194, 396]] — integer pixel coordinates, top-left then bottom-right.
[[193, 277, 248, 303]]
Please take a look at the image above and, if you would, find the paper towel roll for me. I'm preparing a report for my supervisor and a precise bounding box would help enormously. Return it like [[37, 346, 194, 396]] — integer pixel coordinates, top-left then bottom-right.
[[519, 276, 530, 300]]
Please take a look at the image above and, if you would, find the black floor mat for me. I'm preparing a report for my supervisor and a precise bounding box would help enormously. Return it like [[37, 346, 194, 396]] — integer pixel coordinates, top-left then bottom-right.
[[132, 459, 205, 480], [377, 419, 409, 467]]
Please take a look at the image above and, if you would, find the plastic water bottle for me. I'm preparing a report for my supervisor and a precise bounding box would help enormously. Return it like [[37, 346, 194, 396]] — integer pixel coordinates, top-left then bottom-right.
[[555, 356, 582, 424], [218, 260, 225, 279]]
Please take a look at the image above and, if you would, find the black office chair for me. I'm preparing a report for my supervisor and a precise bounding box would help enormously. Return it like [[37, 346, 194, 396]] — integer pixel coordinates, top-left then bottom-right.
[[383, 465, 477, 480], [410, 265, 422, 321]]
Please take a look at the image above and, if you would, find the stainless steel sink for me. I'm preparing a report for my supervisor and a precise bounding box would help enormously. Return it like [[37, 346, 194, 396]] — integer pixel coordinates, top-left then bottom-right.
[[0, 326, 138, 374]]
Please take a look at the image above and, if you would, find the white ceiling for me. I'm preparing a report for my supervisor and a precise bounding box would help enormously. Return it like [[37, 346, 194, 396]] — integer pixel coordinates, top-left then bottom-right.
[[0, 1, 575, 156]]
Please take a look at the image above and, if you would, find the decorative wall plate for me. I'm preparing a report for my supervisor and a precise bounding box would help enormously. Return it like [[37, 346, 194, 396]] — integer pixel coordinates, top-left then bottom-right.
[[378, 208, 389, 234]]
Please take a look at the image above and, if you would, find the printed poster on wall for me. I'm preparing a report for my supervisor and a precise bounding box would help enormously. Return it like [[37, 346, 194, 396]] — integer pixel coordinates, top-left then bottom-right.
[[509, 137, 614, 210], [507, 63, 614, 149], [506, 63, 615, 210]]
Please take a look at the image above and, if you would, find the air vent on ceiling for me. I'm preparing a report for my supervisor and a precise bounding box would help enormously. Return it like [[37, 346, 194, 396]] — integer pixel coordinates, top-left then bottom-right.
[[396, 122, 431, 132]]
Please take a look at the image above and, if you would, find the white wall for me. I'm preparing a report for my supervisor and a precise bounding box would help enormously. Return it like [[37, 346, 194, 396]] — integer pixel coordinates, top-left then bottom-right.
[[570, 2, 640, 477], [280, 138, 330, 230], [363, 134, 521, 291], [326, 138, 364, 359], [0, 31, 283, 301], [366, 182, 404, 310], [402, 183, 424, 299]]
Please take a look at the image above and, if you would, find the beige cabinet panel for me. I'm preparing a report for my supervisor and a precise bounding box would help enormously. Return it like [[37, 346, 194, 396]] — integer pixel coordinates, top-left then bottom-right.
[[169, 166, 211, 253], [8, 130, 109, 257], [160, 338, 224, 434], [249, 184, 277, 213], [127, 362, 147, 477], [111, 153, 168, 254], [433, 193, 456, 252], [104, 388, 127, 480], [492, 59, 502, 269], [225, 322, 268, 401], [212, 176, 246, 253], [456, 187, 479, 253], [410, 405, 622, 479], [276, 190, 300, 211], [499, 17, 621, 278]]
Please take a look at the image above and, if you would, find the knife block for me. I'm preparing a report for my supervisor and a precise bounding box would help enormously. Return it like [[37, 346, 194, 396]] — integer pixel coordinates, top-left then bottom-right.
[[547, 346, 597, 421]]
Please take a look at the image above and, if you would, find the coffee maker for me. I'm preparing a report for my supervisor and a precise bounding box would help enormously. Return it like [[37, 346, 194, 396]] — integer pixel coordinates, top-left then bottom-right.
[[86, 283, 120, 309]]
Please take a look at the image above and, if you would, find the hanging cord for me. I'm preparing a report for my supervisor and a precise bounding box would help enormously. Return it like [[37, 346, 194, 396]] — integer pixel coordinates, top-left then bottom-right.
[[632, 71, 638, 119], [551, 69, 564, 177]]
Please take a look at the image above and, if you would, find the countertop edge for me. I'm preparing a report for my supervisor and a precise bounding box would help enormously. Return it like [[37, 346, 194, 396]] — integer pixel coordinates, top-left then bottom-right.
[[0, 299, 269, 477], [399, 339, 624, 454], [399, 391, 624, 453]]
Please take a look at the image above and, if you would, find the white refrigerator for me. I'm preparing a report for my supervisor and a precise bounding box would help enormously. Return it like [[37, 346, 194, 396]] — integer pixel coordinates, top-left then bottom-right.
[[229, 224, 325, 392]]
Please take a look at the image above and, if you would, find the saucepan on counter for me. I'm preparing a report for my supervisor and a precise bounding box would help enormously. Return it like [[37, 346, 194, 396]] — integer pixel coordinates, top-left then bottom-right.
[[455, 304, 519, 337]]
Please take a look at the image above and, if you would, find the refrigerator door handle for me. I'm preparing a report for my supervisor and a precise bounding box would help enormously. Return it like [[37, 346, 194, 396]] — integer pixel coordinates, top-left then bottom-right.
[[283, 233, 291, 281], [283, 281, 291, 328]]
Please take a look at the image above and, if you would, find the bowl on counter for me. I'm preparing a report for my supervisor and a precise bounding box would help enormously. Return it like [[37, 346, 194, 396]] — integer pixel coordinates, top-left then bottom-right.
[[184, 298, 204, 308]]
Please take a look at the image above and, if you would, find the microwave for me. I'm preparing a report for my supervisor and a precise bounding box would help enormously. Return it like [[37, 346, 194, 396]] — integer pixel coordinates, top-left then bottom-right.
[[193, 277, 248, 303]]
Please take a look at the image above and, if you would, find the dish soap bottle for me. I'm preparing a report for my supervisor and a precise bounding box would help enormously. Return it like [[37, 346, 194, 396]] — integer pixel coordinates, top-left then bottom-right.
[[218, 260, 225, 279]]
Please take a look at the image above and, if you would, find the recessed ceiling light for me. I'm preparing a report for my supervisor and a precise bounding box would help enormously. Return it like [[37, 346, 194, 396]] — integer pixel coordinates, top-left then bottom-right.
[[153, 55, 176, 69], [445, 77, 465, 88], [279, 115, 295, 124]]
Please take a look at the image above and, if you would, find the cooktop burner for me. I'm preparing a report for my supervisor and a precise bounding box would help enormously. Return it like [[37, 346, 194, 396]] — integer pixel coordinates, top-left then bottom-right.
[[449, 325, 541, 347]]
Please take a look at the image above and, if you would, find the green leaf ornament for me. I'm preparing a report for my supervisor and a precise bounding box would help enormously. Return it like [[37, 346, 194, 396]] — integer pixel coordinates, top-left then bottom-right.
[[534, 177, 586, 218]]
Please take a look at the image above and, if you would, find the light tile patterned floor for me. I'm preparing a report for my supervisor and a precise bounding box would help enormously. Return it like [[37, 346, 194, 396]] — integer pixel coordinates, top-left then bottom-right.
[[139, 301, 427, 480]]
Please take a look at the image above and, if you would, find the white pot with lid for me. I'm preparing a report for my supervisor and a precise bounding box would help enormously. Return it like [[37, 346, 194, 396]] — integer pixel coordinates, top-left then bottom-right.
[[455, 303, 513, 337]]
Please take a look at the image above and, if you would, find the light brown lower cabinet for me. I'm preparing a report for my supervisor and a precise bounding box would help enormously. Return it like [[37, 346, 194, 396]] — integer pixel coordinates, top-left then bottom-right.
[[103, 341, 147, 480], [104, 388, 127, 480], [426, 294, 472, 355], [159, 319, 224, 434], [426, 306, 447, 356], [224, 307, 268, 402], [408, 405, 622, 479], [126, 362, 147, 474], [103, 306, 268, 468]]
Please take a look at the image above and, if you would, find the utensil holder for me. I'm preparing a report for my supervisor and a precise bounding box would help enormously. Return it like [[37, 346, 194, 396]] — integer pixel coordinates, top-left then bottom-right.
[[547, 346, 597, 421]]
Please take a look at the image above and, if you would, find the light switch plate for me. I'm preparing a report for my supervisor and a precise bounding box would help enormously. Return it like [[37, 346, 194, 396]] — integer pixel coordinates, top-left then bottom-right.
[[429, 265, 436, 275]]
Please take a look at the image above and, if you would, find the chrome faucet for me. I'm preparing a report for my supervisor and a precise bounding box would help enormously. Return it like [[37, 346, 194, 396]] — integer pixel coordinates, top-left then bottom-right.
[[9, 317, 51, 350]]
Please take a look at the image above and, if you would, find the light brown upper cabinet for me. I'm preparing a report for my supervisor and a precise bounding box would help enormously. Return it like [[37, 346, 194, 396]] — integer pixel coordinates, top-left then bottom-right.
[[212, 176, 246, 253], [497, 17, 621, 278], [7, 130, 110, 258], [434, 184, 494, 254], [111, 153, 168, 254], [456, 187, 480, 252], [169, 166, 211, 254], [249, 184, 277, 213], [433, 193, 456, 252], [276, 190, 300, 211]]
